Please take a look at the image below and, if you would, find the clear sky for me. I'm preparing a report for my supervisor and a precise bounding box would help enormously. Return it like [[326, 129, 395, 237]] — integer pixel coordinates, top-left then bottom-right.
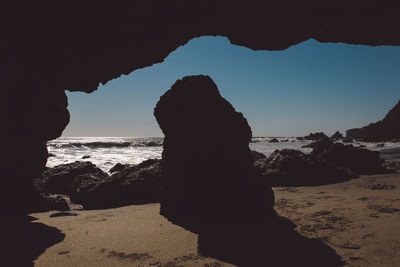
[[63, 36, 400, 137]]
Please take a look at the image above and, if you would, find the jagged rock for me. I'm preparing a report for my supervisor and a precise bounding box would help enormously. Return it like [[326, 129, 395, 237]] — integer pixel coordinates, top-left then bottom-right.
[[304, 132, 328, 141], [346, 100, 400, 141], [154, 75, 275, 232], [310, 139, 384, 173], [269, 138, 279, 143], [302, 136, 332, 149], [109, 163, 131, 173], [331, 131, 343, 140], [82, 155, 90, 159], [254, 149, 352, 187], [69, 159, 161, 209], [251, 150, 267, 161], [39, 161, 108, 195]]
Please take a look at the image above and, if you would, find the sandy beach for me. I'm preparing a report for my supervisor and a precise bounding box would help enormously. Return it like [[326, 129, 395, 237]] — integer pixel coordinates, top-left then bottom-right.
[[18, 163, 399, 267]]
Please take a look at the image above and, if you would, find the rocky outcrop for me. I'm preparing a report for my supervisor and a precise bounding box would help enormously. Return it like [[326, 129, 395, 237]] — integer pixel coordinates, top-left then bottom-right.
[[254, 149, 352, 186], [70, 159, 161, 209], [109, 163, 132, 173], [346, 100, 400, 141], [310, 138, 384, 173], [154, 75, 275, 232], [269, 138, 279, 143], [304, 132, 328, 141], [251, 150, 267, 161], [39, 161, 108, 195], [331, 131, 343, 140]]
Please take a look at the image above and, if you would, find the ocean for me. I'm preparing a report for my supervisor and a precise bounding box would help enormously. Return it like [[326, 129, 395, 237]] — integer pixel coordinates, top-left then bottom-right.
[[47, 137, 400, 172]]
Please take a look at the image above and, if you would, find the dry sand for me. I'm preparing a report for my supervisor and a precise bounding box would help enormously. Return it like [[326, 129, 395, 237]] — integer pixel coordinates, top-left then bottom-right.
[[21, 167, 400, 266]]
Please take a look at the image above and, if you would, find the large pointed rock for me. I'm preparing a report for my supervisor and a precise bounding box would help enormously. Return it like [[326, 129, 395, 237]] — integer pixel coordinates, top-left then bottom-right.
[[154, 75, 275, 232]]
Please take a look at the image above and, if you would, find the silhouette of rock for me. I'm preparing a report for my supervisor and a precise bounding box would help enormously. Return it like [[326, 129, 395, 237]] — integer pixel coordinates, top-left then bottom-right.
[[269, 138, 279, 143], [109, 163, 132, 173], [304, 132, 328, 141], [82, 155, 90, 159], [70, 159, 161, 209], [39, 161, 108, 195], [254, 149, 352, 186], [3, 2, 400, 213], [331, 131, 343, 140], [302, 136, 332, 149], [154, 75, 275, 233], [310, 139, 384, 173], [347, 100, 400, 141], [251, 150, 267, 161]]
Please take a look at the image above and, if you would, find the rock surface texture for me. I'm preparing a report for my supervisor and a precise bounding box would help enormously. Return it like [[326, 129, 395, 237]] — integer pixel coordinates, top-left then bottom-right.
[[310, 138, 384, 173], [70, 159, 161, 209], [154, 75, 276, 232], [254, 149, 353, 186], [347, 99, 400, 141], [2, 2, 400, 212]]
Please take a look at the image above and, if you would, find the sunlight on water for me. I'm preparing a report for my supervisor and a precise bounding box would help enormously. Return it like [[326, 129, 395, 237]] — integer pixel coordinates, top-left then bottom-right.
[[47, 137, 400, 172]]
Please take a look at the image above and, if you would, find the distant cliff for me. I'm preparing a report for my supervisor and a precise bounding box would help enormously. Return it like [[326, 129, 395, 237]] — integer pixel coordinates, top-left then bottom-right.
[[346, 100, 400, 142]]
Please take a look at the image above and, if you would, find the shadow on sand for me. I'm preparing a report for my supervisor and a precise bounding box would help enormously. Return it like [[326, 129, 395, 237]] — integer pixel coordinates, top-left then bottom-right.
[[197, 216, 344, 267], [1, 214, 65, 267]]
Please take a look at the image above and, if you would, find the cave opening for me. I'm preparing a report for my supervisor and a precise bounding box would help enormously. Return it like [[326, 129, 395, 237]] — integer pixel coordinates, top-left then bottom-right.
[[51, 35, 400, 173]]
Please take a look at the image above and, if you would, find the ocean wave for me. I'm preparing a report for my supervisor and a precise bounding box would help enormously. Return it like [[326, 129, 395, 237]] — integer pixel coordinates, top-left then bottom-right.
[[48, 141, 163, 149]]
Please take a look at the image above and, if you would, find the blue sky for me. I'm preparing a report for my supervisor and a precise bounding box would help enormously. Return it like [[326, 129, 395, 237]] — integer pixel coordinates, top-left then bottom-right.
[[63, 36, 400, 137]]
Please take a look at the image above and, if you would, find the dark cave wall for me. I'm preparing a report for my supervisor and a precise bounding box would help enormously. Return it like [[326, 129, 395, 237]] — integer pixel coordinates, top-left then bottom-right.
[[1, 1, 400, 211]]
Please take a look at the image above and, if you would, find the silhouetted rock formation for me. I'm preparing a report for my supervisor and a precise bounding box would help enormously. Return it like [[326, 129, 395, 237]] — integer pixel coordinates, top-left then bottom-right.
[[254, 149, 352, 186], [109, 163, 132, 173], [3, 2, 400, 213], [251, 150, 267, 161], [70, 159, 161, 209], [39, 161, 108, 195], [310, 138, 384, 173], [304, 132, 328, 141], [154, 75, 275, 232], [331, 131, 343, 140], [346, 100, 400, 141], [269, 138, 279, 143]]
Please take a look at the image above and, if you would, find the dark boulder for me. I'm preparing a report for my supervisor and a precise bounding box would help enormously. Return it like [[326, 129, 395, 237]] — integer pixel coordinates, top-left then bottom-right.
[[254, 149, 352, 187], [301, 136, 332, 149], [82, 155, 90, 159], [69, 159, 161, 209], [269, 138, 279, 143], [331, 131, 343, 140], [304, 132, 328, 141], [251, 150, 267, 161], [39, 161, 108, 195], [346, 100, 400, 142], [109, 163, 132, 173], [154, 75, 275, 232], [310, 139, 384, 174]]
